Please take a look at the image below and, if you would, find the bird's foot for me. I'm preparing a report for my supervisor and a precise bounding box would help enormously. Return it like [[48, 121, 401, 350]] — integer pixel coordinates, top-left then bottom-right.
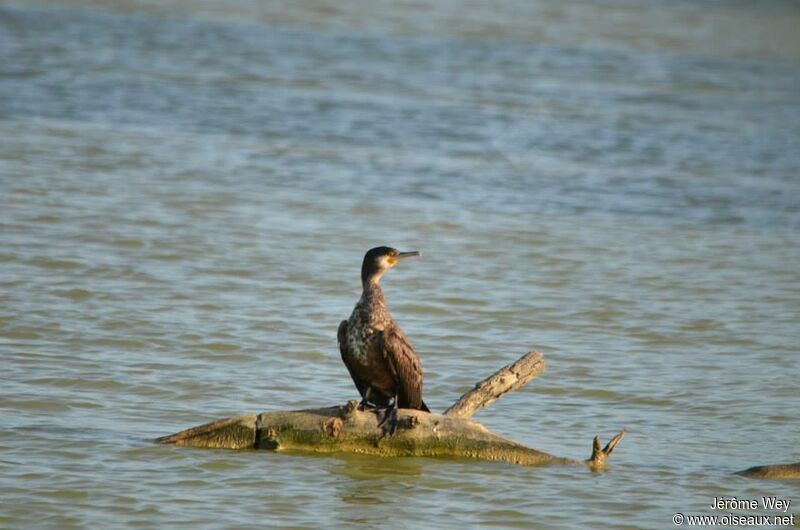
[[357, 399, 378, 412], [376, 406, 399, 436]]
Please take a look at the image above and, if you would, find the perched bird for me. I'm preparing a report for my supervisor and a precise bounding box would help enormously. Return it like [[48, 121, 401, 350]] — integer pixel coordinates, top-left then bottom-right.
[[338, 246, 430, 417]]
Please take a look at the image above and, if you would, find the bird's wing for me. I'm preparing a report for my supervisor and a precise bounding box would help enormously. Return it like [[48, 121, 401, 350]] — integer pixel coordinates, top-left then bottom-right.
[[378, 322, 426, 410], [338, 319, 368, 400]]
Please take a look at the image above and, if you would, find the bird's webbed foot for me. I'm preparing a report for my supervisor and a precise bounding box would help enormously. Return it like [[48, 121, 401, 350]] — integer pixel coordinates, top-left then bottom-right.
[[357, 399, 379, 412], [376, 406, 399, 436]]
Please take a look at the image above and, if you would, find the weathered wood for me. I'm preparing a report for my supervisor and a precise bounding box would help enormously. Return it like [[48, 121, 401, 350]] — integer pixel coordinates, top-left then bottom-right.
[[156, 352, 626, 470], [736, 462, 800, 480], [156, 414, 257, 449], [156, 400, 624, 470], [588, 430, 626, 471], [443, 351, 546, 419]]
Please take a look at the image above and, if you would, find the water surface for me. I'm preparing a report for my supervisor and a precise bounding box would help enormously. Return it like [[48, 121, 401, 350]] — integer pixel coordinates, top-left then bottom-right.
[[1, 1, 799, 528]]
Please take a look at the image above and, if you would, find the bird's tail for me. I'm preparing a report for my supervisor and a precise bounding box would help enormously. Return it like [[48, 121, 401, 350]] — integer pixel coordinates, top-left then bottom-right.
[[419, 400, 430, 413]]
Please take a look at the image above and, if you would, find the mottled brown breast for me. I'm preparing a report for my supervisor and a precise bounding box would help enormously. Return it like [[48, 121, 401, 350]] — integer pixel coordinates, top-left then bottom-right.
[[344, 313, 394, 393]]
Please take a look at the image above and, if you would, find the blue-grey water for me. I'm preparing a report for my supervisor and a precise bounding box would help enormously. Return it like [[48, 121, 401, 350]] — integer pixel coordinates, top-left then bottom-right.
[[1, 1, 799, 528]]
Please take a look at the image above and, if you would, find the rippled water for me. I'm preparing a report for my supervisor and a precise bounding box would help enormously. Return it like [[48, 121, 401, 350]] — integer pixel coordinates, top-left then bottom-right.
[[2, 1, 800, 528]]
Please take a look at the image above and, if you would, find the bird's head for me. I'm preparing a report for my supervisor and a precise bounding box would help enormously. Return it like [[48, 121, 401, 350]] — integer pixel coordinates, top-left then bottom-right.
[[361, 246, 421, 287]]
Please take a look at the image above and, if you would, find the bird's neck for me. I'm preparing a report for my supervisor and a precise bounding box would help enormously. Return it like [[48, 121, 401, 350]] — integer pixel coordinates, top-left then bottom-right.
[[359, 280, 389, 322], [361, 279, 385, 303], [361, 267, 387, 290]]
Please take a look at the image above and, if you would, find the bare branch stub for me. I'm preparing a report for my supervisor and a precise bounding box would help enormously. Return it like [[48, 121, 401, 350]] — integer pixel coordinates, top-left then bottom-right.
[[443, 351, 546, 419], [587, 430, 626, 471]]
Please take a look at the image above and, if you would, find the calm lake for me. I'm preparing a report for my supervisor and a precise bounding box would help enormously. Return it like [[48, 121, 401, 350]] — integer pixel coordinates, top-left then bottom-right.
[[1, 0, 799, 528]]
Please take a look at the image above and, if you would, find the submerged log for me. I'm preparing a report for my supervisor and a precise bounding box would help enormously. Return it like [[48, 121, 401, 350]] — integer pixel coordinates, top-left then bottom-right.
[[156, 352, 625, 470], [736, 462, 800, 480]]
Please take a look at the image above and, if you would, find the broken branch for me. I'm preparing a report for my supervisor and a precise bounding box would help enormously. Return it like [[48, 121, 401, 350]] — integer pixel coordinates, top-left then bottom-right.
[[443, 351, 546, 419]]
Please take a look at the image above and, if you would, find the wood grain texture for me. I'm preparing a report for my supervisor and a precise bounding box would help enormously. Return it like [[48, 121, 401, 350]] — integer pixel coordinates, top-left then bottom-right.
[[443, 351, 546, 419]]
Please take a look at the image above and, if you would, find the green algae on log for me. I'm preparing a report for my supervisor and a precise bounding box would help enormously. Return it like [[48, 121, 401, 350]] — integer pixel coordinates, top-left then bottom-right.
[[156, 352, 625, 470]]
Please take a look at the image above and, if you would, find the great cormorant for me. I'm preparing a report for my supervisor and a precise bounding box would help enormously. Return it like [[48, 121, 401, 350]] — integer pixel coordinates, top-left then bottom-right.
[[338, 246, 430, 415]]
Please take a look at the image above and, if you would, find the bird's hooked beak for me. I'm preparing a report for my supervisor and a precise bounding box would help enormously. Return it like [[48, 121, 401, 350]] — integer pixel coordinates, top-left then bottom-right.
[[388, 251, 421, 265]]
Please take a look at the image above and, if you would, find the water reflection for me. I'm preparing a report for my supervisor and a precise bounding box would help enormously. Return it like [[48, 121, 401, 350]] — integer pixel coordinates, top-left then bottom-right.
[[331, 453, 424, 506]]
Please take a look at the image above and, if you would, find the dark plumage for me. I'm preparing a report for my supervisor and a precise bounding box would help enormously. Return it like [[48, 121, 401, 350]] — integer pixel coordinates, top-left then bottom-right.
[[338, 246, 430, 413]]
